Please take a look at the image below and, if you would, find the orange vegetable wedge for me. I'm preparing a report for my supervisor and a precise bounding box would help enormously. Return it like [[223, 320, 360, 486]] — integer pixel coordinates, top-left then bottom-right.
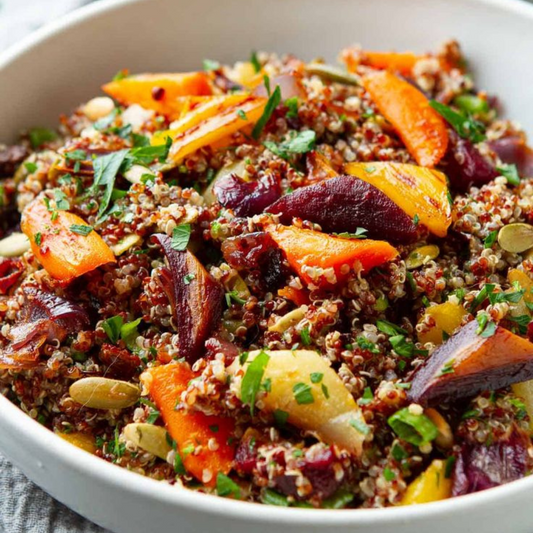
[[361, 71, 448, 167], [278, 286, 311, 306], [169, 96, 267, 163], [145, 363, 235, 485], [266, 224, 398, 286], [102, 72, 213, 120], [305, 150, 339, 183], [21, 199, 115, 283], [343, 48, 424, 76], [152, 94, 252, 146], [345, 162, 452, 238]]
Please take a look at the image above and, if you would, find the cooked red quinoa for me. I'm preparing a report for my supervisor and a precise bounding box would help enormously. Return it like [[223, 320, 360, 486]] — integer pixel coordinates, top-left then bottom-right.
[[1, 40, 533, 508]]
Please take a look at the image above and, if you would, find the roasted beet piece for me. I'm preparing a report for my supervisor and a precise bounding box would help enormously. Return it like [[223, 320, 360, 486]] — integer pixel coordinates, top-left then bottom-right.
[[452, 430, 529, 495], [442, 130, 498, 192], [266, 176, 418, 244], [152, 234, 224, 364], [489, 136, 533, 178], [214, 173, 281, 217], [98, 343, 141, 380], [0, 287, 90, 369], [274, 446, 343, 500], [0, 257, 23, 294], [408, 321, 533, 405], [235, 438, 258, 475], [0, 145, 28, 177], [204, 334, 240, 364], [221, 231, 285, 291]]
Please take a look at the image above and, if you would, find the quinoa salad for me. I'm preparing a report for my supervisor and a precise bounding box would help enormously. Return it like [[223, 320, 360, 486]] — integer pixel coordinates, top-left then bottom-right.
[[2, 41, 533, 509]]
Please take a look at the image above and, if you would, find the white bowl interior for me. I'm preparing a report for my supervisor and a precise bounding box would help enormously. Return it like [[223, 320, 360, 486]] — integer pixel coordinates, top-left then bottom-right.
[[2, 0, 533, 532]]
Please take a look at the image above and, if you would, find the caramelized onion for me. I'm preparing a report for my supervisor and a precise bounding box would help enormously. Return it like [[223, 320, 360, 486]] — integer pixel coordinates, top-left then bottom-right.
[[0, 257, 23, 295], [152, 234, 224, 364], [489, 136, 533, 178]]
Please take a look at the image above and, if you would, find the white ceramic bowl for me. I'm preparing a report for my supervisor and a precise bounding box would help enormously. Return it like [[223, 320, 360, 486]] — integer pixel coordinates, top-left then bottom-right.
[[2, 0, 533, 531]]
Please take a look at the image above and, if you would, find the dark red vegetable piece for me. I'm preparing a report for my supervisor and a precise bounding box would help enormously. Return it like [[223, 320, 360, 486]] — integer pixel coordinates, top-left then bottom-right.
[[0, 287, 90, 369], [408, 320, 533, 405], [152, 233, 224, 364], [442, 129, 498, 192], [0, 144, 28, 177], [98, 343, 141, 380], [489, 136, 533, 178], [0, 257, 23, 295], [214, 173, 281, 217], [452, 430, 529, 495], [266, 175, 418, 244], [221, 231, 285, 291]]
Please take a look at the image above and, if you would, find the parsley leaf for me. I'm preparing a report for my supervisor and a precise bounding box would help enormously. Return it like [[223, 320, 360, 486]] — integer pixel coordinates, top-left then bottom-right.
[[203, 59, 220, 71], [28, 127, 57, 148], [170, 224, 191, 251], [376, 319, 407, 336], [70, 224, 93, 236], [388, 408, 438, 446], [252, 84, 281, 139], [497, 164, 520, 186], [484, 230, 498, 249], [92, 149, 129, 221], [241, 351, 270, 415], [430, 100, 486, 143], [216, 473, 241, 499], [293, 382, 314, 405], [285, 96, 299, 119], [250, 51, 261, 73], [263, 130, 316, 160]]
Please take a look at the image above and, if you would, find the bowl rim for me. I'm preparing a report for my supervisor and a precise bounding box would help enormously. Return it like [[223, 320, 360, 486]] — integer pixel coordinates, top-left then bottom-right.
[[2, 0, 533, 526]]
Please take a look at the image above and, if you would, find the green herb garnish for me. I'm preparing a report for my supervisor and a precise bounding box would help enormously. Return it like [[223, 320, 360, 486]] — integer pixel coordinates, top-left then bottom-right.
[[388, 408, 438, 446]]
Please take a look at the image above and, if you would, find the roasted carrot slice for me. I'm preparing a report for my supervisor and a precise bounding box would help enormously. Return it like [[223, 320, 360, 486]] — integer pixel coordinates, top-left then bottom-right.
[[361, 71, 448, 167], [102, 72, 213, 120], [151, 94, 252, 146], [343, 48, 424, 75], [146, 363, 235, 485], [266, 224, 398, 286], [169, 97, 267, 163], [345, 162, 452, 238], [21, 199, 115, 283]]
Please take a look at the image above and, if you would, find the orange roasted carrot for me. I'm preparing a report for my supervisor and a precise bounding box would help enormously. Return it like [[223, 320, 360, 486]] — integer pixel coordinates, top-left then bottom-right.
[[146, 363, 235, 485], [266, 225, 398, 286], [21, 199, 115, 283], [278, 286, 311, 306], [343, 48, 424, 76], [361, 71, 448, 168], [102, 72, 213, 120], [169, 96, 267, 163]]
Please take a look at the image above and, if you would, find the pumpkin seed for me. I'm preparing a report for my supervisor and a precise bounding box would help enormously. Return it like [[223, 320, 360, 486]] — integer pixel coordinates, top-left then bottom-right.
[[405, 245, 440, 270], [69, 377, 140, 409], [498, 223, 533, 253], [82, 96, 115, 121], [0, 232, 30, 257], [110, 234, 141, 256], [305, 63, 360, 86], [268, 306, 307, 333], [123, 423, 171, 460]]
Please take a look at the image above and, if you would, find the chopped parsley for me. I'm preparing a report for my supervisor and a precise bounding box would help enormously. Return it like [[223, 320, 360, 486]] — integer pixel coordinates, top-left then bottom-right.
[[28, 127, 57, 148], [237, 109, 248, 120], [356, 336, 380, 354], [262, 489, 289, 507], [252, 83, 281, 139], [263, 129, 316, 160], [310, 372, 323, 384], [321, 383, 330, 399], [350, 418, 370, 435], [183, 273, 196, 285], [453, 94, 490, 115], [225, 290, 246, 306], [293, 382, 314, 405], [34, 232, 42, 246], [92, 149, 129, 221], [497, 164, 520, 187], [376, 319, 407, 336], [300, 326, 311, 346], [216, 473, 241, 499], [70, 224, 93, 236], [240, 350, 270, 415], [388, 408, 438, 446], [334, 227, 368, 240], [484, 230, 498, 248], [24, 162, 38, 173], [430, 100, 486, 143], [383, 467, 396, 481], [250, 51, 261, 73], [170, 223, 191, 251], [102, 315, 142, 349], [273, 409, 289, 428], [285, 96, 299, 119]]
